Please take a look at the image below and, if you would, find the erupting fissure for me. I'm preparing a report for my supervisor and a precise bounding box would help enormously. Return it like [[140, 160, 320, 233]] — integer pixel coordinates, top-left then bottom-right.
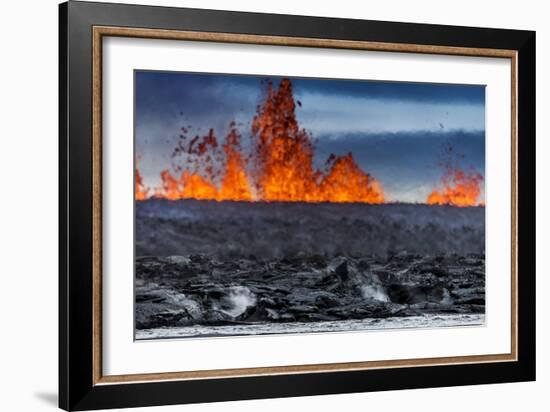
[[136, 78, 386, 203]]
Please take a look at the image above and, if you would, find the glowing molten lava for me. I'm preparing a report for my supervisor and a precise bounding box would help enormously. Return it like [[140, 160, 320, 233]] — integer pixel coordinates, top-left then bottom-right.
[[427, 146, 484, 207], [319, 153, 385, 203], [158, 170, 219, 201], [250, 79, 320, 202], [135, 168, 149, 200], [218, 124, 253, 201], [155, 123, 252, 201], [139, 78, 385, 203]]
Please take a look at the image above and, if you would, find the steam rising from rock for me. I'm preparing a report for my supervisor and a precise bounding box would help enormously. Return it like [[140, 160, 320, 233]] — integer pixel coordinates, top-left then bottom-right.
[[221, 286, 257, 318]]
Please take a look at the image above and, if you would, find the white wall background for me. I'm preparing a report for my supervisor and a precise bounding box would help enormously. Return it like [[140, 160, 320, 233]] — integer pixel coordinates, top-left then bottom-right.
[[0, 0, 545, 411]]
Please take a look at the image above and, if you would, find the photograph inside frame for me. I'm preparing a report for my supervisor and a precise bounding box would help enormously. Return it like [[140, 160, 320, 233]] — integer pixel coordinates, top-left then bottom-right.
[[134, 71, 486, 340]]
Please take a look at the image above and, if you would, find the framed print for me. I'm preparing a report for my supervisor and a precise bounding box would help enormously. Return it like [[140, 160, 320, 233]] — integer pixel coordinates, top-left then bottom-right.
[[59, 1, 536, 410]]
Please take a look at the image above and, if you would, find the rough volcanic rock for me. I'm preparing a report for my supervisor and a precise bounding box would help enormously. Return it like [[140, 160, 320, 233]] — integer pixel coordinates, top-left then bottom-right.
[[135, 253, 485, 330]]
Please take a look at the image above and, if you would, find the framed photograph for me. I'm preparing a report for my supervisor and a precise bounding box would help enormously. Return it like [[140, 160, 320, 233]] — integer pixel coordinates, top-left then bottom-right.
[[59, 1, 536, 410]]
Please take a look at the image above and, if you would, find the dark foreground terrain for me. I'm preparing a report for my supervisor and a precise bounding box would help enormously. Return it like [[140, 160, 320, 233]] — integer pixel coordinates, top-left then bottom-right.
[[135, 199, 485, 338]]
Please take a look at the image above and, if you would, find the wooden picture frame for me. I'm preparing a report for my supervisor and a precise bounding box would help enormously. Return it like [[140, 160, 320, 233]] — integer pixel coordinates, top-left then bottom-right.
[[59, 1, 535, 410]]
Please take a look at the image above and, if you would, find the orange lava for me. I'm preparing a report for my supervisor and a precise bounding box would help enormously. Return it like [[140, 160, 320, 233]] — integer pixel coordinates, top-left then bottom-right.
[[138, 78, 384, 203], [427, 168, 484, 207], [251, 79, 324, 202], [135, 168, 149, 200], [155, 124, 252, 201], [319, 153, 385, 203], [218, 123, 253, 201]]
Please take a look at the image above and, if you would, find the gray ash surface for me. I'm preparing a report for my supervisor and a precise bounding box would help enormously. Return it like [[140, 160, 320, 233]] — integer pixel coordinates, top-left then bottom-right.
[[136, 199, 485, 260]]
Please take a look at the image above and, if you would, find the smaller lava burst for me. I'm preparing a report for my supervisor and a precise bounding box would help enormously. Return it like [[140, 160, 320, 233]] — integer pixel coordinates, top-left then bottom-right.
[[427, 145, 484, 207], [135, 168, 149, 201]]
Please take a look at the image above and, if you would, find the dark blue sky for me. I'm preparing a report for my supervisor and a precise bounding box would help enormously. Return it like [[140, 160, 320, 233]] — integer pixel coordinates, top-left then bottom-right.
[[135, 71, 485, 202]]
